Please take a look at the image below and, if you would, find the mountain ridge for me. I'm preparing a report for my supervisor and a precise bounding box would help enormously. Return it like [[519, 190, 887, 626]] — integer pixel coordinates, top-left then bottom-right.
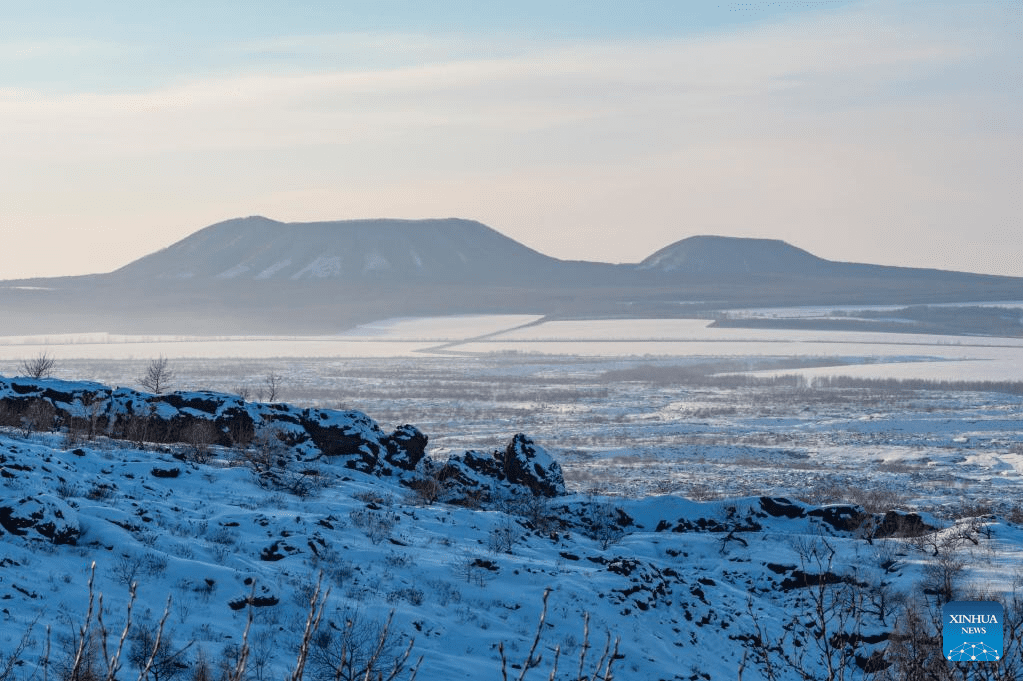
[[1, 217, 1021, 334]]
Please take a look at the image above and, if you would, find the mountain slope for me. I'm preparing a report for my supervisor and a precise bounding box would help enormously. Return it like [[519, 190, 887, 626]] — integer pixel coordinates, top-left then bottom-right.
[[111, 216, 571, 284]]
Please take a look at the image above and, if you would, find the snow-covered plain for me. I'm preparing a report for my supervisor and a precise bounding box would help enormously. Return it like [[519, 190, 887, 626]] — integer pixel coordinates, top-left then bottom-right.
[[2, 313, 1023, 679]]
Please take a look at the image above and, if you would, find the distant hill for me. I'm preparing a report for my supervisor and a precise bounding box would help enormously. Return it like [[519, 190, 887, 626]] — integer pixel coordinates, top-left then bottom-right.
[[110, 216, 573, 285], [638, 235, 830, 275], [1, 217, 1020, 334]]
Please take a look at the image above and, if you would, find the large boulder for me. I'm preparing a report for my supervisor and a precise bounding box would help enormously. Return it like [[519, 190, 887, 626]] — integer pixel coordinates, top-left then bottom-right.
[[383, 425, 429, 472], [437, 449, 506, 497], [872, 510, 934, 538], [759, 497, 806, 519], [808, 504, 869, 532], [438, 434, 566, 503], [502, 434, 566, 497]]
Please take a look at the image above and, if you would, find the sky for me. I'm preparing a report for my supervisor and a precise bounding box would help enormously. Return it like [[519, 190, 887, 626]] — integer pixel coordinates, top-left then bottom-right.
[[1, 0, 1020, 279]]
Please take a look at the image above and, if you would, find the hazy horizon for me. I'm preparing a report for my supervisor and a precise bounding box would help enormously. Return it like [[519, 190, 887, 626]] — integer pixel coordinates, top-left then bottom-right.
[[2, 0, 1019, 279]]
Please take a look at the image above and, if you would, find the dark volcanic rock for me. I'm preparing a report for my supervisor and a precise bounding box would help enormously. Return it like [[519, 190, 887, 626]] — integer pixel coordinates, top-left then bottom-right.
[[502, 434, 566, 497], [759, 497, 806, 519], [780, 569, 864, 592], [383, 425, 428, 471], [873, 510, 934, 538], [0, 495, 80, 545], [0, 379, 565, 500], [0, 377, 429, 475], [438, 434, 566, 502], [808, 505, 869, 532], [437, 450, 506, 501]]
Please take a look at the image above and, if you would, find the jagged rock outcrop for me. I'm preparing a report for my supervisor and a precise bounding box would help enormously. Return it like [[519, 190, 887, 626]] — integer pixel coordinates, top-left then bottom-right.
[[0, 378, 569, 501], [502, 433, 566, 496], [437, 434, 566, 503], [756, 497, 932, 539], [383, 424, 429, 472], [0, 377, 426, 474]]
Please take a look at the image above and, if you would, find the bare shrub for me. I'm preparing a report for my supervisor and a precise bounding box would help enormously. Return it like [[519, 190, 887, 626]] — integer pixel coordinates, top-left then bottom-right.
[[870, 598, 944, 681], [0, 614, 41, 681], [124, 404, 159, 448], [139, 357, 174, 394], [585, 499, 625, 550], [63, 415, 86, 448], [237, 424, 288, 476], [307, 612, 419, 681], [114, 554, 145, 588], [498, 589, 620, 681], [264, 372, 284, 403], [349, 508, 399, 545], [745, 536, 875, 680], [184, 420, 218, 463], [55, 480, 80, 499], [686, 482, 723, 502], [952, 500, 995, 519], [303, 578, 419, 681], [20, 566, 427, 681], [20, 399, 56, 436], [309, 550, 356, 589], [85, 482, 115, 501], [405, 475, 445, 506], [921, 537, 967, 604], [487, 519, 520, 555], [129, 621, 191, 681], [798, 482, 907, 514], [233, 424, 322, 497], [453, 551, 494, 587], [21, 351, 56, 379], [512, 494, 559, 535]]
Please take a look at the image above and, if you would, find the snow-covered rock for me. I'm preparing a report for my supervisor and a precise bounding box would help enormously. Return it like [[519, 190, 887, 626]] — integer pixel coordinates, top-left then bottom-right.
[[501, 433, 565, 497], [437, 433, 566, 503], [0, 494, 80, 544], [0, 377, 429, 474]]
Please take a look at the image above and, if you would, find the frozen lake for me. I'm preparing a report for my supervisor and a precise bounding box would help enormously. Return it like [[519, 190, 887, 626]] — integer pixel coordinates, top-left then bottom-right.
[[1, 314, 1021, 381]]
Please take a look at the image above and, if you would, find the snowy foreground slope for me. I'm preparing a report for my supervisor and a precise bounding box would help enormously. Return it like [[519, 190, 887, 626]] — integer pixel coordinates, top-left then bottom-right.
[[1, 377, 1022, 680]]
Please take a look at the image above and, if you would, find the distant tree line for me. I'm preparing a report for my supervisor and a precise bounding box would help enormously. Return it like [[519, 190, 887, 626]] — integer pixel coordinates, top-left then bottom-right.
[[600, 362, 1023, 396]]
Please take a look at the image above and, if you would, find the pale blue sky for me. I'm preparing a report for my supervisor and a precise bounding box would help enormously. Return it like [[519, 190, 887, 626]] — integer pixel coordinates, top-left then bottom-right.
[[2, 0, 1019, 278]]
